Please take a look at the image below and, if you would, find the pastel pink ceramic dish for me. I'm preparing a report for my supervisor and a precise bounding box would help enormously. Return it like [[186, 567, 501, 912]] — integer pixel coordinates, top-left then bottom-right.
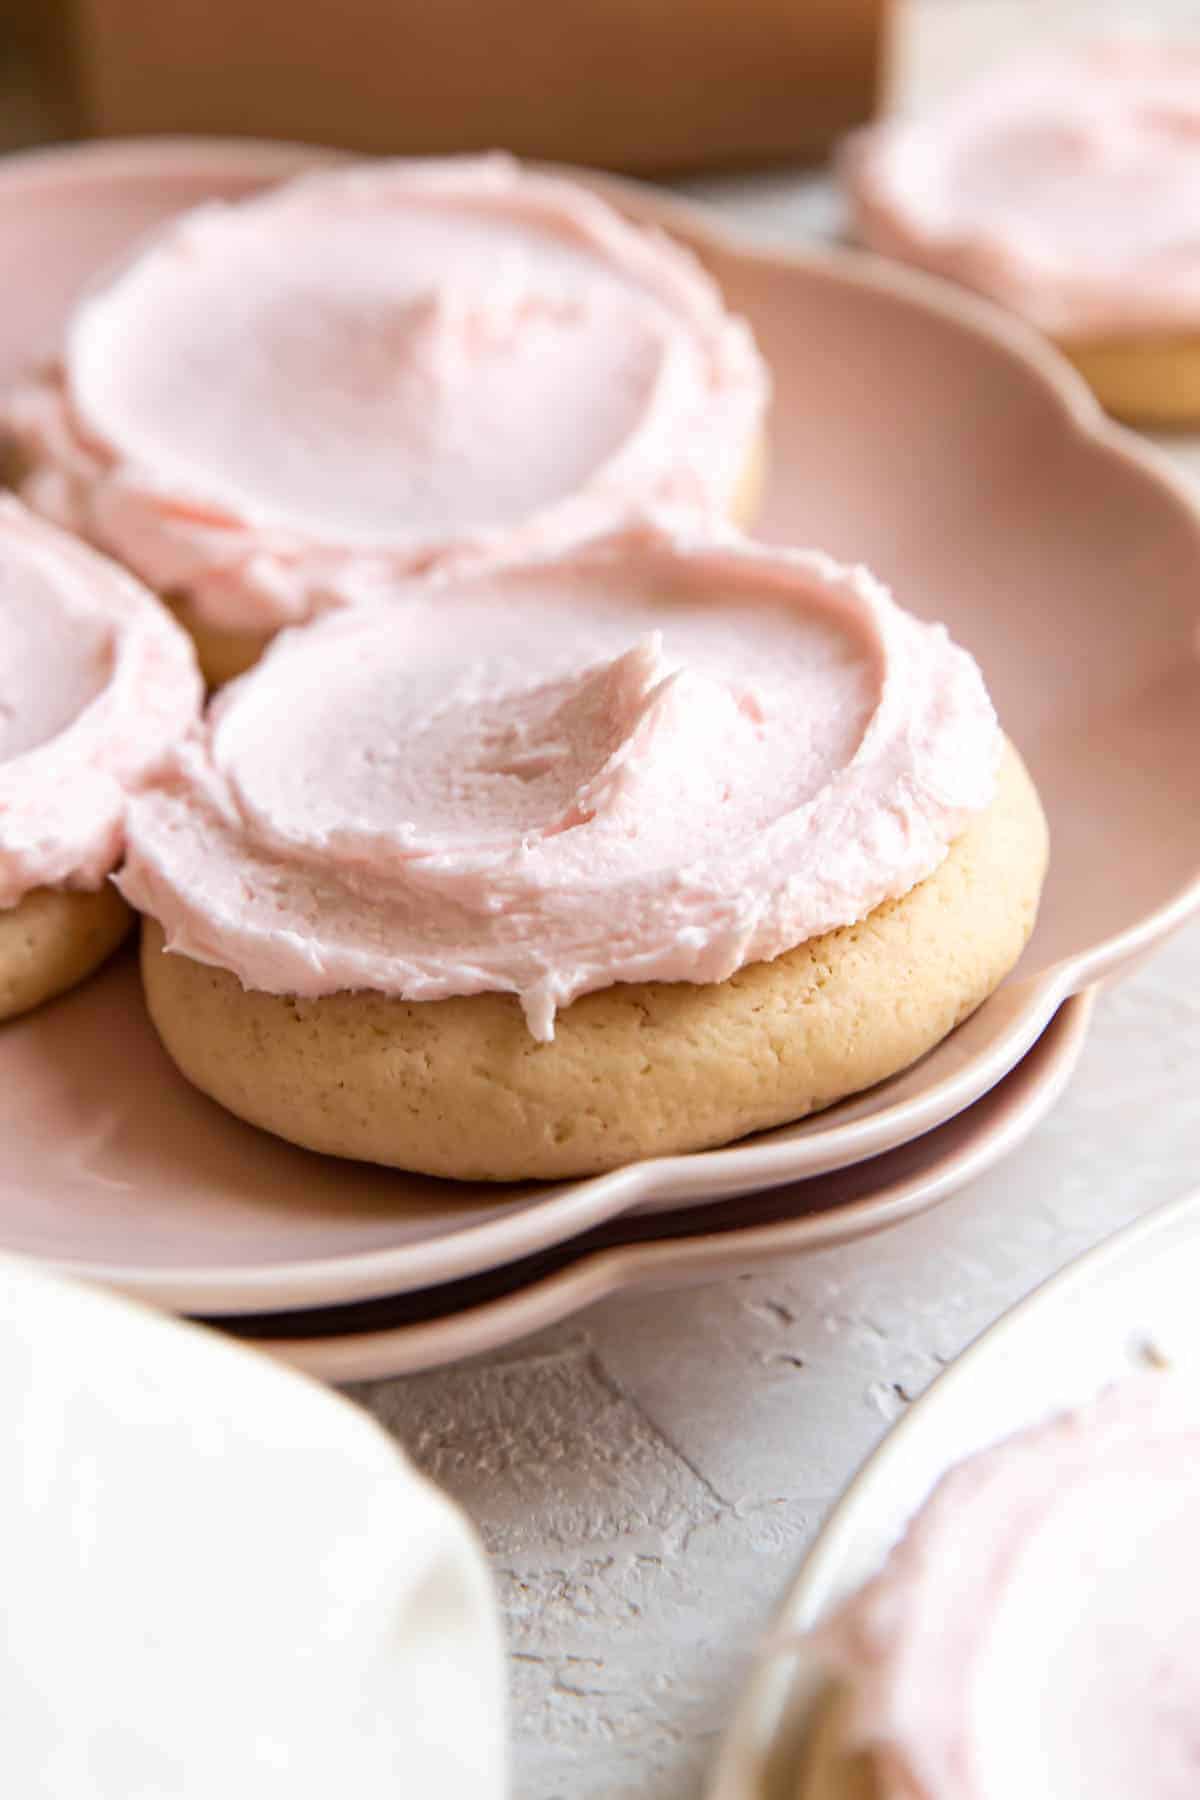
[[0, 142, 1197, 1318]]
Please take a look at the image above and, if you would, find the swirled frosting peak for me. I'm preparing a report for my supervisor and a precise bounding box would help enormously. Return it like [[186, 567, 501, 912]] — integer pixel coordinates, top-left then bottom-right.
[[3, 156, 768, 632], [843, 40, 1200, 338], [814, 1376, 1200, 1799], [0, 497, 203, 907], [120, 520, 998, 1038]]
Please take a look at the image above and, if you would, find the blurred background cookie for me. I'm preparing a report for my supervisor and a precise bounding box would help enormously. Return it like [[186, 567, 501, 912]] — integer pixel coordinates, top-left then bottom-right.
[[843, 38, 1200, 424]]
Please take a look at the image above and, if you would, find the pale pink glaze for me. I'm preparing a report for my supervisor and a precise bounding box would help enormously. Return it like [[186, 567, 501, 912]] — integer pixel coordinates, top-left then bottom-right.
[[0, 496, 202, 907], [2, 156, 768, 633], [844, 40, 1200, 339], [816, 1375, 1200, 1800], [119, 519, 998, 1040]]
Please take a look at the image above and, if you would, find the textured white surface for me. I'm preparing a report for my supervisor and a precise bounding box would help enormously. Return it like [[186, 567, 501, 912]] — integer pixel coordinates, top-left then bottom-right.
[[351, 7, 1200, 1795]]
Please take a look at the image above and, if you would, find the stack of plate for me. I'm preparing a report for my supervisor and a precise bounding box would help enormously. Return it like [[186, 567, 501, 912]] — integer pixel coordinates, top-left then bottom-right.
[[2, 143, 1198, 1379]]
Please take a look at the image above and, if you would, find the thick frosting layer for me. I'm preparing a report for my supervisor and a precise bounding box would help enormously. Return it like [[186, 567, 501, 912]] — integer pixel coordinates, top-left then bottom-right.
[[0, 496, 202, 907], [4, 156, 767, 631], [843, 40, 1200, 338], [119, 520, 998, 1039], [816, 1376, 1200, 1800]]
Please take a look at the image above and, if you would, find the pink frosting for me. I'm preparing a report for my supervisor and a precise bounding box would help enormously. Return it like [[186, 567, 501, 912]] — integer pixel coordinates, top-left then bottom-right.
[[0, 496, 202, 908], [119, 519, 998, 1040], [816, 1376, 1200, 1800], [843, 40, 1200, 339], [3, 156, 767, 633]]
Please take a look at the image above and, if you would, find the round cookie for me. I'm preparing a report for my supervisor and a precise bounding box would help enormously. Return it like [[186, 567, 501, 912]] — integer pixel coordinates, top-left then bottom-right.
[[0, 885, 131, 1023], [796, 1686, 877, 1800], [164, 596, 274, 691], [841, 43, 1200, 426], [4, 156, 769, 686], [0, 496, 202, 1020], [139, 741, 1046, 1182], [1056, 337, 1200, 429], [730, 430, 768, 530], [122, 526, 1028, 1176]]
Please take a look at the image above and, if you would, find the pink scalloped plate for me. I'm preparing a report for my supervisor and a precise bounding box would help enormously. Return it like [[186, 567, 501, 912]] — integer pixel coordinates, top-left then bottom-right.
[[0, 141, 1197, 1317]]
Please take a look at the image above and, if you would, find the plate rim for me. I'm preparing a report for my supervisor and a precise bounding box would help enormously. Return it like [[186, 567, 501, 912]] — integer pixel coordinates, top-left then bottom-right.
[[1, 138, 1197, 1312], [222, 990, 1095, 1380]]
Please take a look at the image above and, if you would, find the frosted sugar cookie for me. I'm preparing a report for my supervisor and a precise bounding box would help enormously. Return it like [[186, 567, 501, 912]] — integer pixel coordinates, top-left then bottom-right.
[[3, 156, 768, 682], [802, 1376, 1200, 1800], [122, 520, 1047, 1180], [0, 498, 202, 1019], [843, 41, 1200, 423]]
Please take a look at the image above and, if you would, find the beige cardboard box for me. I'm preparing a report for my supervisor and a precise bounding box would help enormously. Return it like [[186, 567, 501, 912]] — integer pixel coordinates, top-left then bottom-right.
[[51, 0, 888, 173]]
